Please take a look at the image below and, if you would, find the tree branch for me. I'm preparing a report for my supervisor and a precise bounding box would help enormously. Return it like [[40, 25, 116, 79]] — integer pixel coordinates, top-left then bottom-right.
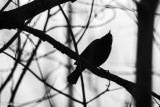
[[0, 0, 76, 29], [19, 25, 160, 100]]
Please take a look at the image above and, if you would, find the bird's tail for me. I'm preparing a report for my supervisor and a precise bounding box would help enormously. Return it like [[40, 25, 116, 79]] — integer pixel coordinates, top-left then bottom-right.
[[67, 66, 84, 84]]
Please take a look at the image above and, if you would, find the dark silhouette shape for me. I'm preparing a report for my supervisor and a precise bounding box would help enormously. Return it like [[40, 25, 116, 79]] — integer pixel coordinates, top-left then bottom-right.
[[67, 31, 112, 84]]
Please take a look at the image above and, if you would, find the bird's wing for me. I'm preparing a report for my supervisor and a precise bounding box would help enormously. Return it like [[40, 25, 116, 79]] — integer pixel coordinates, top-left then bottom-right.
[[74, 39, 99, 65]]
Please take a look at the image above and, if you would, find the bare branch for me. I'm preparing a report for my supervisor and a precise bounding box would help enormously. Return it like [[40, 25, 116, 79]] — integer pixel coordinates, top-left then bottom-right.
[[19, 25, 160, 100], [0, 0, 76, 29]]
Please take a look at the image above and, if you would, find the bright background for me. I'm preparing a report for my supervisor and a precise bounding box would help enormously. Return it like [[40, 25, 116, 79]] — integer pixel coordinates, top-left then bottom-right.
[[0, 0, 160, 107]]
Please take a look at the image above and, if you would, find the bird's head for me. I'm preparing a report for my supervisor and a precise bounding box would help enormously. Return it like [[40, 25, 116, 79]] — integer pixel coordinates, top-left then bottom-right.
[[101, 30, 112, 45]]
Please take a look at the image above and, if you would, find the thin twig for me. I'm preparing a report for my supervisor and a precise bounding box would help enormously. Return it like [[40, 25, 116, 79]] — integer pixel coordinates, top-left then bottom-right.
[[77, 0, 95, 43], [58, 4, 87, 107], [2, 51, 83, 104], [0, 0, 12, 11], [87, 87, 123, 104]]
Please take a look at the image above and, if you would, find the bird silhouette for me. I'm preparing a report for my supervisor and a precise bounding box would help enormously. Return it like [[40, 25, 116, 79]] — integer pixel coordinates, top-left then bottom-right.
[[67, 31, 112, 84]]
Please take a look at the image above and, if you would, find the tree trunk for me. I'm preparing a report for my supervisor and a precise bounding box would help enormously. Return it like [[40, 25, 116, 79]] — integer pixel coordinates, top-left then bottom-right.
[[136, 1, 158, 107]]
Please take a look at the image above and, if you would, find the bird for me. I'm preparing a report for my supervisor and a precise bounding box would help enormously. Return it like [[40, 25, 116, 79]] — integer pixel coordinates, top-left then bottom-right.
[[67, 31, 112, 84]]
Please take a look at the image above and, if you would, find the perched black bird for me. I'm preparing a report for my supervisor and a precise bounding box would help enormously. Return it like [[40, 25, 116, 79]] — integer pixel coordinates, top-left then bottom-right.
[[67, 31, 112, 84]]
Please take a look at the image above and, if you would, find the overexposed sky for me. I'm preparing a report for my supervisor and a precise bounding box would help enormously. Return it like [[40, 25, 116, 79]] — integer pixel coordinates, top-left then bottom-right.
[[0, 0, 160, 107]]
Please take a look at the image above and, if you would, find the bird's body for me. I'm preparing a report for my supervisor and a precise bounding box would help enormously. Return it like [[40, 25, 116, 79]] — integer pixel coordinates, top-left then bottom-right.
[[67, 31, 112, 84]]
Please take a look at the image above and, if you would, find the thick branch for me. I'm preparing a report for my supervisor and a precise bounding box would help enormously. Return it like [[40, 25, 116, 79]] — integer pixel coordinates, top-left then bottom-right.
[[0, 0, 76, 29]]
